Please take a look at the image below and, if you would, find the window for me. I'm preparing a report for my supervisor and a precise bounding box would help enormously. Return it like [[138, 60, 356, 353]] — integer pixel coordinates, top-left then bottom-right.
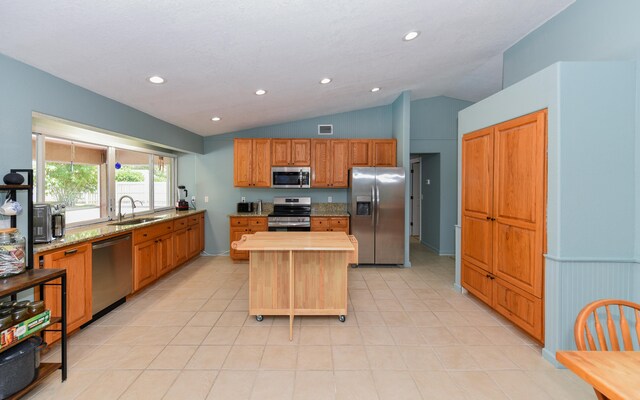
[[32, 132, 176, 227]]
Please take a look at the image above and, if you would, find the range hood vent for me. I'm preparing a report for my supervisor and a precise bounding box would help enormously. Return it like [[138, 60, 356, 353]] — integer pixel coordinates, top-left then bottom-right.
[[317, 124, 333, 135]]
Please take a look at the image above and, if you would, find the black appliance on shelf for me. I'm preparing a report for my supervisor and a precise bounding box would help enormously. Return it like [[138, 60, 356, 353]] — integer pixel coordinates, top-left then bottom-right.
[[268, 197, 311, 231], [176, 185, 189, 211]]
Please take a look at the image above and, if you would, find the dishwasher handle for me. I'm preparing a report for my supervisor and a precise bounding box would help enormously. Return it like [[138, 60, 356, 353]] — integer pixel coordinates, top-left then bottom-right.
[[92, 234, 132, 250]]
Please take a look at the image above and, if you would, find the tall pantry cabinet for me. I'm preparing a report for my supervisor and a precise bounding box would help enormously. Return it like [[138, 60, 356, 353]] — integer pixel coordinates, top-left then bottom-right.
[[461, 110, 547, 343]]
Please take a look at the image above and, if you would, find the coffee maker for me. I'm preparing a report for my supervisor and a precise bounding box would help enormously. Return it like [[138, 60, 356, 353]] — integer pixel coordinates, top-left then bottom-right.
[[176, 186, 189, 211]]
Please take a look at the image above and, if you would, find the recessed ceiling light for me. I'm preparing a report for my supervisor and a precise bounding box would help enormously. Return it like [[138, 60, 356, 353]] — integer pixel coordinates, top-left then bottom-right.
[[403, 31, 420, 41], [255, 89, 267, 95], [211, 116, 221, 122], [320, 78, 332, 84], [148, 75, 165, 84], [371, 87, 381, 93]]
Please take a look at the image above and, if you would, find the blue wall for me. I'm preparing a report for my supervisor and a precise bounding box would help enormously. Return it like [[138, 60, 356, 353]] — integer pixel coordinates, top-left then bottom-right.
[[410, 96, 472, 255], [420, 154, 440, 251], [0, 53, 203, 241], [392, 91, 412, 266], [458, 61, 638, 365]]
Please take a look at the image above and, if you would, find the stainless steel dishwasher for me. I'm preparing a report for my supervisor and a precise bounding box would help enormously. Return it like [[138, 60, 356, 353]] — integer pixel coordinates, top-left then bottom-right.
[[92, 234, 132, 318]]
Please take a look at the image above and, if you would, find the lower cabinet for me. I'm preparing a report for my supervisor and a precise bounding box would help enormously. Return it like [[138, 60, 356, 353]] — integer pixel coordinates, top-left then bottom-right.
[[134, 239, 158, 291], [311, 217, 350, 233], [229, 217, 268, 260], [42, 243, 92, 342], [174, 227, 189, 265]]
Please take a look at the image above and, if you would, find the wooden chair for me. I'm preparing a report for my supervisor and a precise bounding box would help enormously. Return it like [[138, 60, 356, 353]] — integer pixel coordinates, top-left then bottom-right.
[[574, 299, 640, 400]]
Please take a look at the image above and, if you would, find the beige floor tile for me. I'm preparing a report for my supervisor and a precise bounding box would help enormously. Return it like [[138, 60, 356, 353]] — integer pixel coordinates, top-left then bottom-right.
[[359, 326, 395, 345], [74, 344, 132, 369], [69, 325, 122, 345], [170, 326, 212, 345], [449, 371, 510, 399], [222, 345, 264, 369], [186, 345, 231, 369], [433, 310, 471, 326], [75, 369, 141, 400], [103, 325, 150, 345], [137, 325, 182, 345], [201, 298, 231, 312], [419, 326, 459, 346], [251, 370, 295, 400], [23, 369, 103, 400], [187, 311, 223, 326], [490, 370, 554, 400], [411, 370, 467, 399], [374, 298, 403, 311], [503, 345, 556, 370], [216, 311, 249, 326], [202, 326, 241, 345], [267, 326, 301, 345], [207, 370, 256, 400], [164, 370, 219, 400], [365, 345, 406, 370], [379, 311, 413, 326], [447, 326, 490, 345], [148, 345, 198, 369], [466, 346, 519, 370], [332, 345, 369, 370], [235, 326, 271, 345], [300, 326, 331, 345], [120, 370, 179, 400], [294, 370, 336, 400], [371, 370, 421, 400], [115, 345, 164, 369], [330, 326, 363, 345], [353, 311, 385, 326], [400, 299, 428, 311], [388, 326, 426, 345], [527, 369, 596, 399], [434, 346, 481, 370], [260, 345, 298, 369], [334, 370, 379, 400], [399, 346, 443, 370], [296, 345, 333, 370], [477, 325, 527, 345]]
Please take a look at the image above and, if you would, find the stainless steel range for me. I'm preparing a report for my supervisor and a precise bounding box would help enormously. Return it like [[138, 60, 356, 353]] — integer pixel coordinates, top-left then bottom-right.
[[268, 197, 311, 231]]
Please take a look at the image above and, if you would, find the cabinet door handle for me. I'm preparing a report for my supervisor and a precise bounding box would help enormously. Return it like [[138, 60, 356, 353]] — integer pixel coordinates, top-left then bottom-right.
[[491, 218, 496, 221], [486, 216, 491, 220], [64, 249, 77, 256]]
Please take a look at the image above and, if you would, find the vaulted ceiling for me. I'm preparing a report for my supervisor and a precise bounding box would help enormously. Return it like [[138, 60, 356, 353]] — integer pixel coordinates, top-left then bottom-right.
[[0, 0, 573, 136]]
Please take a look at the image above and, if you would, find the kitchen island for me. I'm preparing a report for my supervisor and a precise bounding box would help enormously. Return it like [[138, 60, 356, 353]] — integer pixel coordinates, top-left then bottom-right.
[[232, 231, 357, 340]]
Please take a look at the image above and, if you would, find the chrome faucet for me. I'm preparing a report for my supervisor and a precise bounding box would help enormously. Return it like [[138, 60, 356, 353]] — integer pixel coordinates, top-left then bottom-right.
[[118, 195, 136, 221]]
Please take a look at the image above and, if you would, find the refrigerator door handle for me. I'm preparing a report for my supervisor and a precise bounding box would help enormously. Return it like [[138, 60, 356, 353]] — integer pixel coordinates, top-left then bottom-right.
[[371, 186, 376, 226], [376, 185, 380, 226]]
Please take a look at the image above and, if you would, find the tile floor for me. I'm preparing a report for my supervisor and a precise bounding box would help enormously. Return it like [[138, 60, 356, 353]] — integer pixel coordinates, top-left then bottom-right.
[[25, 240, 595, 399]]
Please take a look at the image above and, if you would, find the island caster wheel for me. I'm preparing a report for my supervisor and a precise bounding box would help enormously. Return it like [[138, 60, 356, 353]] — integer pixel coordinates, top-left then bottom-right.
[[256, 315, 264, 322], [339, 315, 346, 323]]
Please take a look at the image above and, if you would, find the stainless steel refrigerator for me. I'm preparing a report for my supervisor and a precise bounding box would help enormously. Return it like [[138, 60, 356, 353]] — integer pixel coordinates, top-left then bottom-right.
[[348, 167, 405, 265]]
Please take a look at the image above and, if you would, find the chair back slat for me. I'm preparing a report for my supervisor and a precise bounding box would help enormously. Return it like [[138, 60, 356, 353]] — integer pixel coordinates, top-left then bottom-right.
[[618, 305, 633, 351], [585, 326, 597, 351], [605, 306, 620, 351], [593, 311, 608, 351], [574, 299, 640, 352]]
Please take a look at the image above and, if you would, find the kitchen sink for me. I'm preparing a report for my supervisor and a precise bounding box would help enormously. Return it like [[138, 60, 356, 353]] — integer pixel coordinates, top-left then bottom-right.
[[108, 217, 162, 226]]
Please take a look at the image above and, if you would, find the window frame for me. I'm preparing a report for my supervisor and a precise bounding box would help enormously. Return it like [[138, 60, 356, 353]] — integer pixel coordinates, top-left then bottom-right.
[[32, 133, 177, 228]]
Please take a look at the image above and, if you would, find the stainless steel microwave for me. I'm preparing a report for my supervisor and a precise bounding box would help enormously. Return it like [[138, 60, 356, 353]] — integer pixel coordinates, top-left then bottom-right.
[[271, 167, 311, 188]]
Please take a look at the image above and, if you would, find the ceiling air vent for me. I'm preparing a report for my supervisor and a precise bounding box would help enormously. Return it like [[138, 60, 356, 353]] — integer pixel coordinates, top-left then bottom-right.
[[318, 124, 333, 135]]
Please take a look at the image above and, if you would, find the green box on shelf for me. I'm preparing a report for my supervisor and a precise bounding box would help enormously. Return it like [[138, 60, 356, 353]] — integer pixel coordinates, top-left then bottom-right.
[[0, 310, 51, 350]]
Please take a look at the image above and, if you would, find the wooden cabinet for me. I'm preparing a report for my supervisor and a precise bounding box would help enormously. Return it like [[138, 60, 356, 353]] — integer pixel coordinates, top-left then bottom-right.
[[461, 110, 547, 342], [229, 217, 268, 260], [133, 221, 175, 291], [234, 138, 271, 187], [272, 139, 311, 166], [311, 217, 350, 234], [187, 214, 202, 258], [311, 139, 349, 188], [371, 139, 397, 166], [42, 243, 92, 339], [348, 139, 397, 167], [174, 226, 189, 266]]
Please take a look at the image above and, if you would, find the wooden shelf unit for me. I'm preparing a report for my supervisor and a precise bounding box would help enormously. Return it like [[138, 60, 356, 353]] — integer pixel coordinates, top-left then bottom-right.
[[0, 269, 68, 399]]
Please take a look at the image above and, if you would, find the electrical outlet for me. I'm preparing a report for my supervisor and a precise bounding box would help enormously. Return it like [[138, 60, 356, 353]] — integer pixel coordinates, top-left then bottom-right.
[[241, 196, 246, 202], [204, 196, 209, 203], [191, 196, 196, 201], [426, 179, 431, 185], [328, 196, 332, 203]]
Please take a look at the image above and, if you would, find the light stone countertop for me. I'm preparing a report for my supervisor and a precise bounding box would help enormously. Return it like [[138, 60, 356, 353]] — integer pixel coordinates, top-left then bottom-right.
[[34, 209, 205, 254]]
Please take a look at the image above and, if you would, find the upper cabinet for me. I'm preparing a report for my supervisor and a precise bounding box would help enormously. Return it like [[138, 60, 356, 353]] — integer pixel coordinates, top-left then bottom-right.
[[272, 139, 311, 166], [311, 139, 349, 188], [234, 138, 272, 187], [348, 139, 397, 167]]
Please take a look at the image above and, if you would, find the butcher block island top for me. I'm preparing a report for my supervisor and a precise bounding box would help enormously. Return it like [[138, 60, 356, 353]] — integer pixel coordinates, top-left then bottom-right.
[[232, 232, 358, 340]]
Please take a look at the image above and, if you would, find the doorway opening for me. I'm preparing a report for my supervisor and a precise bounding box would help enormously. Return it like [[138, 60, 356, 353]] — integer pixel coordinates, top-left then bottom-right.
[[410, 158, 421, 240]]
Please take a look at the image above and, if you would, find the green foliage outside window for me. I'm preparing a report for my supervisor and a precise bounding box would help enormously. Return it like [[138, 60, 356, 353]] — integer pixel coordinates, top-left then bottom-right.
[[45, 163, 98, 206]]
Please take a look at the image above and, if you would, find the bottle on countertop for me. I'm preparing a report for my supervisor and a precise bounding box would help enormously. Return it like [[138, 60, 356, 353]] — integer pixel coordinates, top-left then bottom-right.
[[256, 199, 262, 214]]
